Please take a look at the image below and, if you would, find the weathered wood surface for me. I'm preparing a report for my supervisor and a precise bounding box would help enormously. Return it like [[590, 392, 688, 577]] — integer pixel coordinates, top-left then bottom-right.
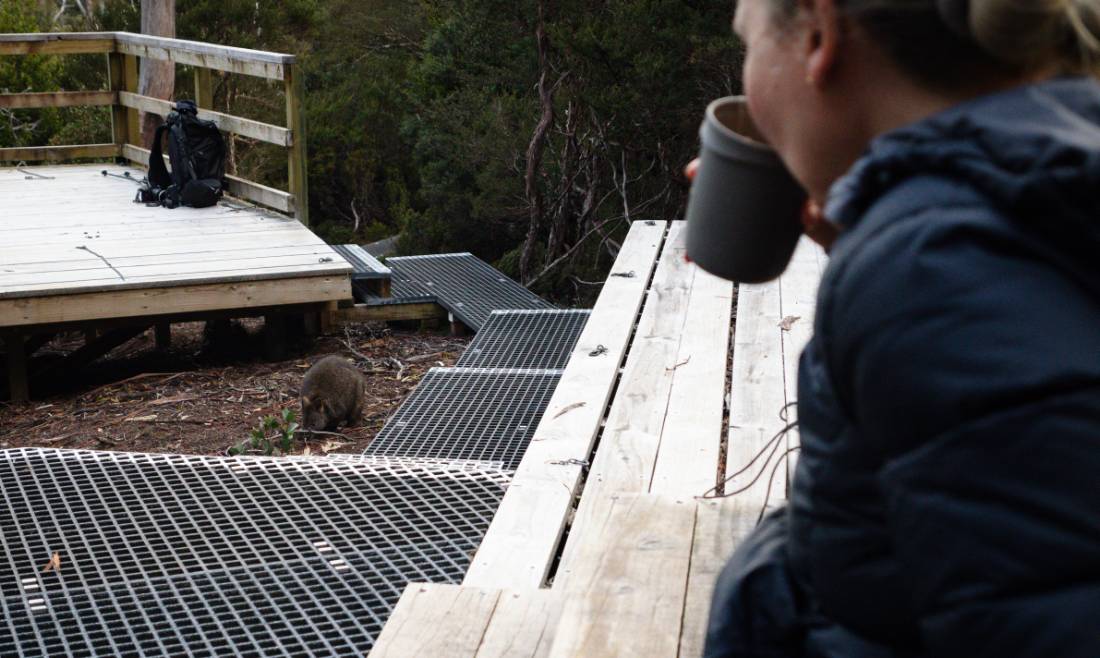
[[0, 163, 349, 328], [726, 276, 790, 507], [328, 302, 448, 324], [0, 144, 121, 163], [555, 223, 731, 585], [369, 583, 500, 658], [778, 237, 825, 481], [119, 91, 291, 146], [0, 32, 114, 55], [679, 498, 758, 658], [0, 275, 350, 328], [115, 32, 289, 80], [463, 220, 667, 590], [548, 494, 696, 658], [476, 589, 559, 658], [0, 91, 116, 109]]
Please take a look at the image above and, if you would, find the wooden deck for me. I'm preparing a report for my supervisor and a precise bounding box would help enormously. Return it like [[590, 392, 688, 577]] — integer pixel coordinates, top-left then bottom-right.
[[368, 220, 826, 656], [0, 163, 352, 399]]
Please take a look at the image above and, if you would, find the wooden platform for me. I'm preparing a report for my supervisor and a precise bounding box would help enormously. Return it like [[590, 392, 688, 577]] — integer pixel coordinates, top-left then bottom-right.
[[0, 163, 352, 399], [369, 221, 826, 656]]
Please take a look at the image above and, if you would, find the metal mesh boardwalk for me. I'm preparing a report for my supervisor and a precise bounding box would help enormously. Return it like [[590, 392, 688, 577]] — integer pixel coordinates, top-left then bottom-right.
[[456, 309, 590, 370], [363, 367, 560, 469], [377, 253, 554, 329], [0, 449, 509, 657]]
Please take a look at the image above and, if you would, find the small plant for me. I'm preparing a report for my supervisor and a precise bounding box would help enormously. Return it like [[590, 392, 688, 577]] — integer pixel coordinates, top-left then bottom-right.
[[228, 409, 300, 456]]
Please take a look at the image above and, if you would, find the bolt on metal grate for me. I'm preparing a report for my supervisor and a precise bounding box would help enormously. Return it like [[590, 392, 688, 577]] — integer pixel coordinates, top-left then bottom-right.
[[382, 253, 554, 329], [364, 367, 561, 469], [0, 449, 510, 656], [456, 309, 590, 370]]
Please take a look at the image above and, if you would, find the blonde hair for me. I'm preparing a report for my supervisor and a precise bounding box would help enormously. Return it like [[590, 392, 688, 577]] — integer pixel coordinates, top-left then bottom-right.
[[969, 0, 1100, 75]]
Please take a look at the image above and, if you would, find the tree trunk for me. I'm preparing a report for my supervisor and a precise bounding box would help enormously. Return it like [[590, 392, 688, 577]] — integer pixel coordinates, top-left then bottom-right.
[[139, 0, 176, 148], [518, 0, 554, 281]]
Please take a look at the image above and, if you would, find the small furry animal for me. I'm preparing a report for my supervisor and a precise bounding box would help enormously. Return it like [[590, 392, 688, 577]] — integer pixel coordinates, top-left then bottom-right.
[[300, 356, 365, 432]]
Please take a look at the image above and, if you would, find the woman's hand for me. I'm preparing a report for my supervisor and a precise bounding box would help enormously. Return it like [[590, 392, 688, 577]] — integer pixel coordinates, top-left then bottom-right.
[[684, 158, 840, 251]]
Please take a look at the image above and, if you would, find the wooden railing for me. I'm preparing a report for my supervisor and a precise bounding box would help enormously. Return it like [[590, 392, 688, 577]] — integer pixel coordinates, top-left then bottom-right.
[[0, 32, 309, 225]]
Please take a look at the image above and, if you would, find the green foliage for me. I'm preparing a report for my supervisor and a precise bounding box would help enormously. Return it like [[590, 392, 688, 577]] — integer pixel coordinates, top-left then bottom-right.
[[228, 409, 300, 456]]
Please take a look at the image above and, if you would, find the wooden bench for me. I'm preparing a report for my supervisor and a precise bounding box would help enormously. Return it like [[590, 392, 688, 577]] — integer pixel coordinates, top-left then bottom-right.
[[368, 222, 826, 656]]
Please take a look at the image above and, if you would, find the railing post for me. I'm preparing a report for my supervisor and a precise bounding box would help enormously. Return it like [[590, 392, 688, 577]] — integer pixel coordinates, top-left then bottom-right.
[[284, 62, 309, 226], [194, 67, 214, 109], [123, 54, 139, 146], [107, 51, 129, 155]]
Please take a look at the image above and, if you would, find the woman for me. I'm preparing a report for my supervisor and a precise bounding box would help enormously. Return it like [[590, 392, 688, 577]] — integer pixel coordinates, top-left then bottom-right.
[[703, 1, 1100, 656]]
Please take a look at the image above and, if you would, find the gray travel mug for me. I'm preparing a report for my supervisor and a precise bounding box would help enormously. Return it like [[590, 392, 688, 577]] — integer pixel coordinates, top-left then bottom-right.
[[685, 96, 806, 283]]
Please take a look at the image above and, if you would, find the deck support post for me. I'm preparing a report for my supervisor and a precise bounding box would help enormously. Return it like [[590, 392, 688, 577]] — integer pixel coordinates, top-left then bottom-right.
[[263, 313, 288, 361], [154, 322, 171, 349], [4, 331, 29, 403]]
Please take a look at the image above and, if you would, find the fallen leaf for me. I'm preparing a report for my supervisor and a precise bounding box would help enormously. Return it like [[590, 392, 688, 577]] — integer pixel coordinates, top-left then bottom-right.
[[320, 440, 347, 454], [552, 401, 586, 419], [301, 445, 313, 457], [41, 551, 61, 573], [778, 316, 801, 331]]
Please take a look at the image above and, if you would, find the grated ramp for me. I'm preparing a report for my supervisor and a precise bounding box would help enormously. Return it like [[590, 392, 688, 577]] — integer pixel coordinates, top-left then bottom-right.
[[456, 309, 590, 370], [363, 367, 560, 469], [377, 253, 554, 329]]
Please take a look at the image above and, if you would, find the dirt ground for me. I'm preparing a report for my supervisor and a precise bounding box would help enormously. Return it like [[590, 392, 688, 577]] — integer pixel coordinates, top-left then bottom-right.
[[0, 320, 470, 457]]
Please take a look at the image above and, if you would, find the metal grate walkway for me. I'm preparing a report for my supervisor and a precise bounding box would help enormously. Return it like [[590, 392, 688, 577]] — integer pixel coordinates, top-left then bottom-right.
[[456, 309, 589, 370], [371, 253, 554, 329], [363, 367, 560, 469], [0, 449, 509, 656]]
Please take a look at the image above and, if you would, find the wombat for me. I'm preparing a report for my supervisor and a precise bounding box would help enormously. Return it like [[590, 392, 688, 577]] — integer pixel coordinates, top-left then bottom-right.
[[300, 356, 365, 432]]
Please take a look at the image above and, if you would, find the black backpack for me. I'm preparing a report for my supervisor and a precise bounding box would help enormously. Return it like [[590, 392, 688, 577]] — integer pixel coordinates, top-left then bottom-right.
[[139, 99, 227, 208]]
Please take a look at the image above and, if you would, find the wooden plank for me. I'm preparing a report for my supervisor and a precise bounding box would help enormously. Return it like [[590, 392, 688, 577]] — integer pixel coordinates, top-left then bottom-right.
[[554, 222, 696, 583], [548, 494, 696, 658], [476, 590, 560, 658], [118, 91, 291, 146], [650, 264, 734, 495], [0, 91, 116, 109], [3, 244, 340, 275], [122, 144, 294, 213], [0, 144, 121, 163], [778, 237, 825, 484], [463, 220, 667, 590], [0, 275, 351, 328], [0, 33, 114, 55], [369, 583, 499, 658], [114, 32, 290, 80], [328, 302, 447, 324], [0, 255, 350, 293], [678, 498, 758, 658], [726, 278, 789, 509], [284, 63, 309, 224]]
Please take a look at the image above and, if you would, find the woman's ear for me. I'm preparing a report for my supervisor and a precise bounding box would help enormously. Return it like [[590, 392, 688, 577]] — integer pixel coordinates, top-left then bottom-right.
[[803, 0, 842, 88]]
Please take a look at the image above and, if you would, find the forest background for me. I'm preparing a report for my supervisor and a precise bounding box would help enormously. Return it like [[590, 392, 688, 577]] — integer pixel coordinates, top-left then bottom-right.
[[0, 0, 742, 304]]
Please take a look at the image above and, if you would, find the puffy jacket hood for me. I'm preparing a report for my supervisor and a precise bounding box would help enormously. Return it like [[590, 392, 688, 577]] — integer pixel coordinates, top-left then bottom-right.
[[825, 76, 1100, 292]]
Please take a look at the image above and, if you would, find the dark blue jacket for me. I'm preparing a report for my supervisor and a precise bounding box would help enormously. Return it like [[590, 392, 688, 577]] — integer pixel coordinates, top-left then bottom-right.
[[790, 77, 1100, 657]]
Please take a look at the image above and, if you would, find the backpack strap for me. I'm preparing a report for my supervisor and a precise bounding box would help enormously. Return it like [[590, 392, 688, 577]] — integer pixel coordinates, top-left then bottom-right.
[[147, 124, 173, 188]]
